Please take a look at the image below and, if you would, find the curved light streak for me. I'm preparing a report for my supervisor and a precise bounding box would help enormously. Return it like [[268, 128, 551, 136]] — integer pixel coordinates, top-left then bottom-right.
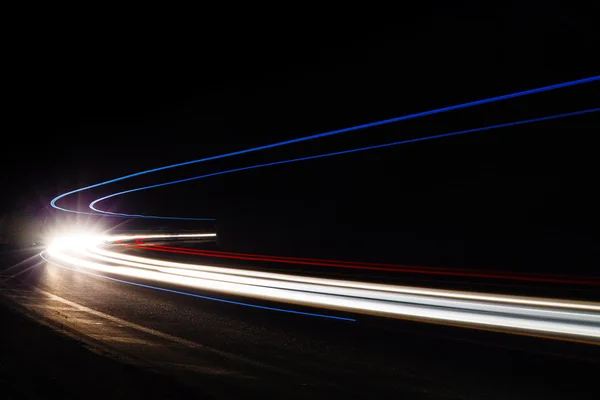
[[89, 107, 600, 219], [50, 75, 600, 219], [44, 233, 600, 344], [129, 243, 600, 286], [40, 254, 355, 322]]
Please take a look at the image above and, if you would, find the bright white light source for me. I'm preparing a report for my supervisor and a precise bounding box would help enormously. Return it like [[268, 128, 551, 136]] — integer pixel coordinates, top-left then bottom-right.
[[47, 234, 101, 252]]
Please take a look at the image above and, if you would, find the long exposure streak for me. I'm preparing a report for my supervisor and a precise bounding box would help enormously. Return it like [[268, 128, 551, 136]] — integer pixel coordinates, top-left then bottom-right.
[[49, 76, 599, 220], [90, 107, 600, 219]]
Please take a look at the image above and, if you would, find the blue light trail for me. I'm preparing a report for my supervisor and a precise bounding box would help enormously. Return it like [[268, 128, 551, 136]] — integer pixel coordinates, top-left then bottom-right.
[[50, 75, 599, 218], [89, 107, 600, 220]]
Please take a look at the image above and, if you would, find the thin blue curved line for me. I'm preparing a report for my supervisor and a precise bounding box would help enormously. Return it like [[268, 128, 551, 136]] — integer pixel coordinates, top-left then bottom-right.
[[51, 75, 600, 217], [40, 252, 356, 322], [90, 107, 600, 219]]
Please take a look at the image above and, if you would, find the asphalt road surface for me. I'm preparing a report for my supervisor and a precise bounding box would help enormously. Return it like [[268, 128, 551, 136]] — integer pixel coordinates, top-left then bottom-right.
[[1, 240, 599, 399]]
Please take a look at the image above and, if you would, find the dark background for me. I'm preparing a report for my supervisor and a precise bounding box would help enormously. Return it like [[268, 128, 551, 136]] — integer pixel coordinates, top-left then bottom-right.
[[2, 2, 599, 273]]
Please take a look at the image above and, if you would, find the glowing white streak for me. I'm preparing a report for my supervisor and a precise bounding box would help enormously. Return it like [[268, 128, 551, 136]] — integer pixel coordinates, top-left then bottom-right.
[[45, 233, 600, 342], [106, 233, 217, 241], [89, 241, 600, 313], [77, 247, 600, 325]]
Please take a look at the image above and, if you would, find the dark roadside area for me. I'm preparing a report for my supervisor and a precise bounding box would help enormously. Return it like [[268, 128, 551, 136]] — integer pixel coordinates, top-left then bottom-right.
[[0, 301, 201, 399]]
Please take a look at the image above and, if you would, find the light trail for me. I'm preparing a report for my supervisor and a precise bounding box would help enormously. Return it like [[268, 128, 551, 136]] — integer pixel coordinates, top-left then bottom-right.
[[49, 75, 599, 220], [44, 233, 600, 344], [88, 107, 600, 219], [42, 77, 600, 345], [127, 243, 600, 286]]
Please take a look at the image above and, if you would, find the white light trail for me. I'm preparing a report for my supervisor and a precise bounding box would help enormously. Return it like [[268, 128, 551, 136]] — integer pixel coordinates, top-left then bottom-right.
[[44, 233, 600, 344]]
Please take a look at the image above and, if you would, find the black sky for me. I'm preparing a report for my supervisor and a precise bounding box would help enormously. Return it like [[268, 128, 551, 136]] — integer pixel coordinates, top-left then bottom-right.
[[2, 2, 599, 265]]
